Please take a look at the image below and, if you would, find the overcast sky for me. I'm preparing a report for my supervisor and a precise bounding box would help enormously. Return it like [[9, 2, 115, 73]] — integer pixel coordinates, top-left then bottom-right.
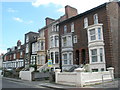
[[1, 0, 119, 54]]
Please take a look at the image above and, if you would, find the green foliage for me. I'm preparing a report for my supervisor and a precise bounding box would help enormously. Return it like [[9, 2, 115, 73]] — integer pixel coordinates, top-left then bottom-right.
[[0, 67, 2, 70], [42, 69, 50, 73]]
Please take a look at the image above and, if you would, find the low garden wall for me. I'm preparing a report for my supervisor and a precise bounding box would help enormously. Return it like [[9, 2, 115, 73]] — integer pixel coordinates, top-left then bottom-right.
[[55, 67, 114, 87], [19, 71, 32, 81]]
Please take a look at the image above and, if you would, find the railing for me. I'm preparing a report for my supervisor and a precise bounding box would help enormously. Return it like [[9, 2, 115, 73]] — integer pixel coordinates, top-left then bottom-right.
[[37, 62, 48, 72]]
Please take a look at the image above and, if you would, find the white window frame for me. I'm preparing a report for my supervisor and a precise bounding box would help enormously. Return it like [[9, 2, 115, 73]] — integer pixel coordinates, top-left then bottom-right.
[[71, 22, 74, 32], [63, 54, 67, 65], [62, 52, 73, 65], [64, 25, 67, 34], [13, 54, 16, 59], [20, 51, 23, 58], [62, 37, 67, 47], [55, 36, 59, 47], [26, 44, 29, 53], [51, 36, 54, 48], [94, 14, 98, 24], [91, 49, 98, 62], [87, 24, 103, 43], [89, 29, 96, 41], [84, 17, 88, 28], [26, 35, 29, 43], [41, 41, 44, 50], [89, 46, 105, 64], [69, 53, 72, 65], [52, 25, 56, 31], [73, 35, 77, 43], [56, 25, 59, 31]]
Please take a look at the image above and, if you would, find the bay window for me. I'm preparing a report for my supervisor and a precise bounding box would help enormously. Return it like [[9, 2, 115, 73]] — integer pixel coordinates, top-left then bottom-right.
[[90, 47, 105, 63], [88, 25, 103, 43]]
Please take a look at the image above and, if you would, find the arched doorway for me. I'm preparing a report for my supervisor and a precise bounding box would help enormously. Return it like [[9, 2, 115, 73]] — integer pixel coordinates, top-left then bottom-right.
[[75, 50, 80, 65], [81, 49, 86, 64]]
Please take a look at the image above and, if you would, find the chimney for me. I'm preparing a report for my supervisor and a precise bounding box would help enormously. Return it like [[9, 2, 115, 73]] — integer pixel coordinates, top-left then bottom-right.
[[65, 5, 78, 19], [45, 17, 55, 26], [17, 40, 21, 46]]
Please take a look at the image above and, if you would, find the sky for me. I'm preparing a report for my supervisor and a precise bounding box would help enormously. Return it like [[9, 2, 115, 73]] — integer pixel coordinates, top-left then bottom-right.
[[0, 0, 115, 54]]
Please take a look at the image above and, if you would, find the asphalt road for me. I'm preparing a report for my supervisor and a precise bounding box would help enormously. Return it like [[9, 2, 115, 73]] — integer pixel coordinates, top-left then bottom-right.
[[1, 77, 53, 90]]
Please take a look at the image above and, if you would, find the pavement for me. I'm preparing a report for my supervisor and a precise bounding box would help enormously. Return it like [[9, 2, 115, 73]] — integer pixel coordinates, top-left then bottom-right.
[[2, 76, 120, 89]]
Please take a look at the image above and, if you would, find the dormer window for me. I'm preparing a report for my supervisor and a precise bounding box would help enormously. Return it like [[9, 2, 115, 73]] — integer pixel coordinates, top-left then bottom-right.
[[94, 14, 98, 24]]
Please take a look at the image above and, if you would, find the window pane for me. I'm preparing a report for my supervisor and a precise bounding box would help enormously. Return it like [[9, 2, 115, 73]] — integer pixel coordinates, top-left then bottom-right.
[[69, 53, 72, 64], [90, 29, 95, 35], [100, 48, 103, 62], [91, 35, 96, 40], [91, 49, 97, 55], [55, 52, 59, 63], [92, 56, 97, 62], [51, 52, 54, 63], [91, 49, 97, 62], [63, 37, 67, 46], [71, 23, 74, 32], [94, 14, 98, 24], [63, 54, 67, 59], [63, 54, 67, 64], [74, 35, 77, 43], [55, 36, 59, 47], [98, 28, 101, 40], [84, 18, 88, 28], [64, 60, 67, 64], [64, 25, 67, 34], [92, 69, 98, 72]]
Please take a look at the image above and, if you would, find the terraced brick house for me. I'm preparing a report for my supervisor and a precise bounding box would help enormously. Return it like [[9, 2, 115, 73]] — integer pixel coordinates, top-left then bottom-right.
[[59, 1, 120, 77], [3, 40, 25, 69], [24, 32, 39, 68]]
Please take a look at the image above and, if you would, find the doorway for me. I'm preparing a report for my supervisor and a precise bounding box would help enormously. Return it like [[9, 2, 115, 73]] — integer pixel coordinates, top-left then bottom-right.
[[81, 49, 86, 64], [75, 50, 80, 65]]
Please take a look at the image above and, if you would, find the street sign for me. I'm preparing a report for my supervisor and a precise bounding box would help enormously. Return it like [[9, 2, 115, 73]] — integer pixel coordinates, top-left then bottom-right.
[[48, 59, 52, 67]]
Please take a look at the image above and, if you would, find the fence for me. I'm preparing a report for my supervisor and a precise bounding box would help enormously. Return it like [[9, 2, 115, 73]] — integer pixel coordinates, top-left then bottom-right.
[[55, 67, 114, 87]]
